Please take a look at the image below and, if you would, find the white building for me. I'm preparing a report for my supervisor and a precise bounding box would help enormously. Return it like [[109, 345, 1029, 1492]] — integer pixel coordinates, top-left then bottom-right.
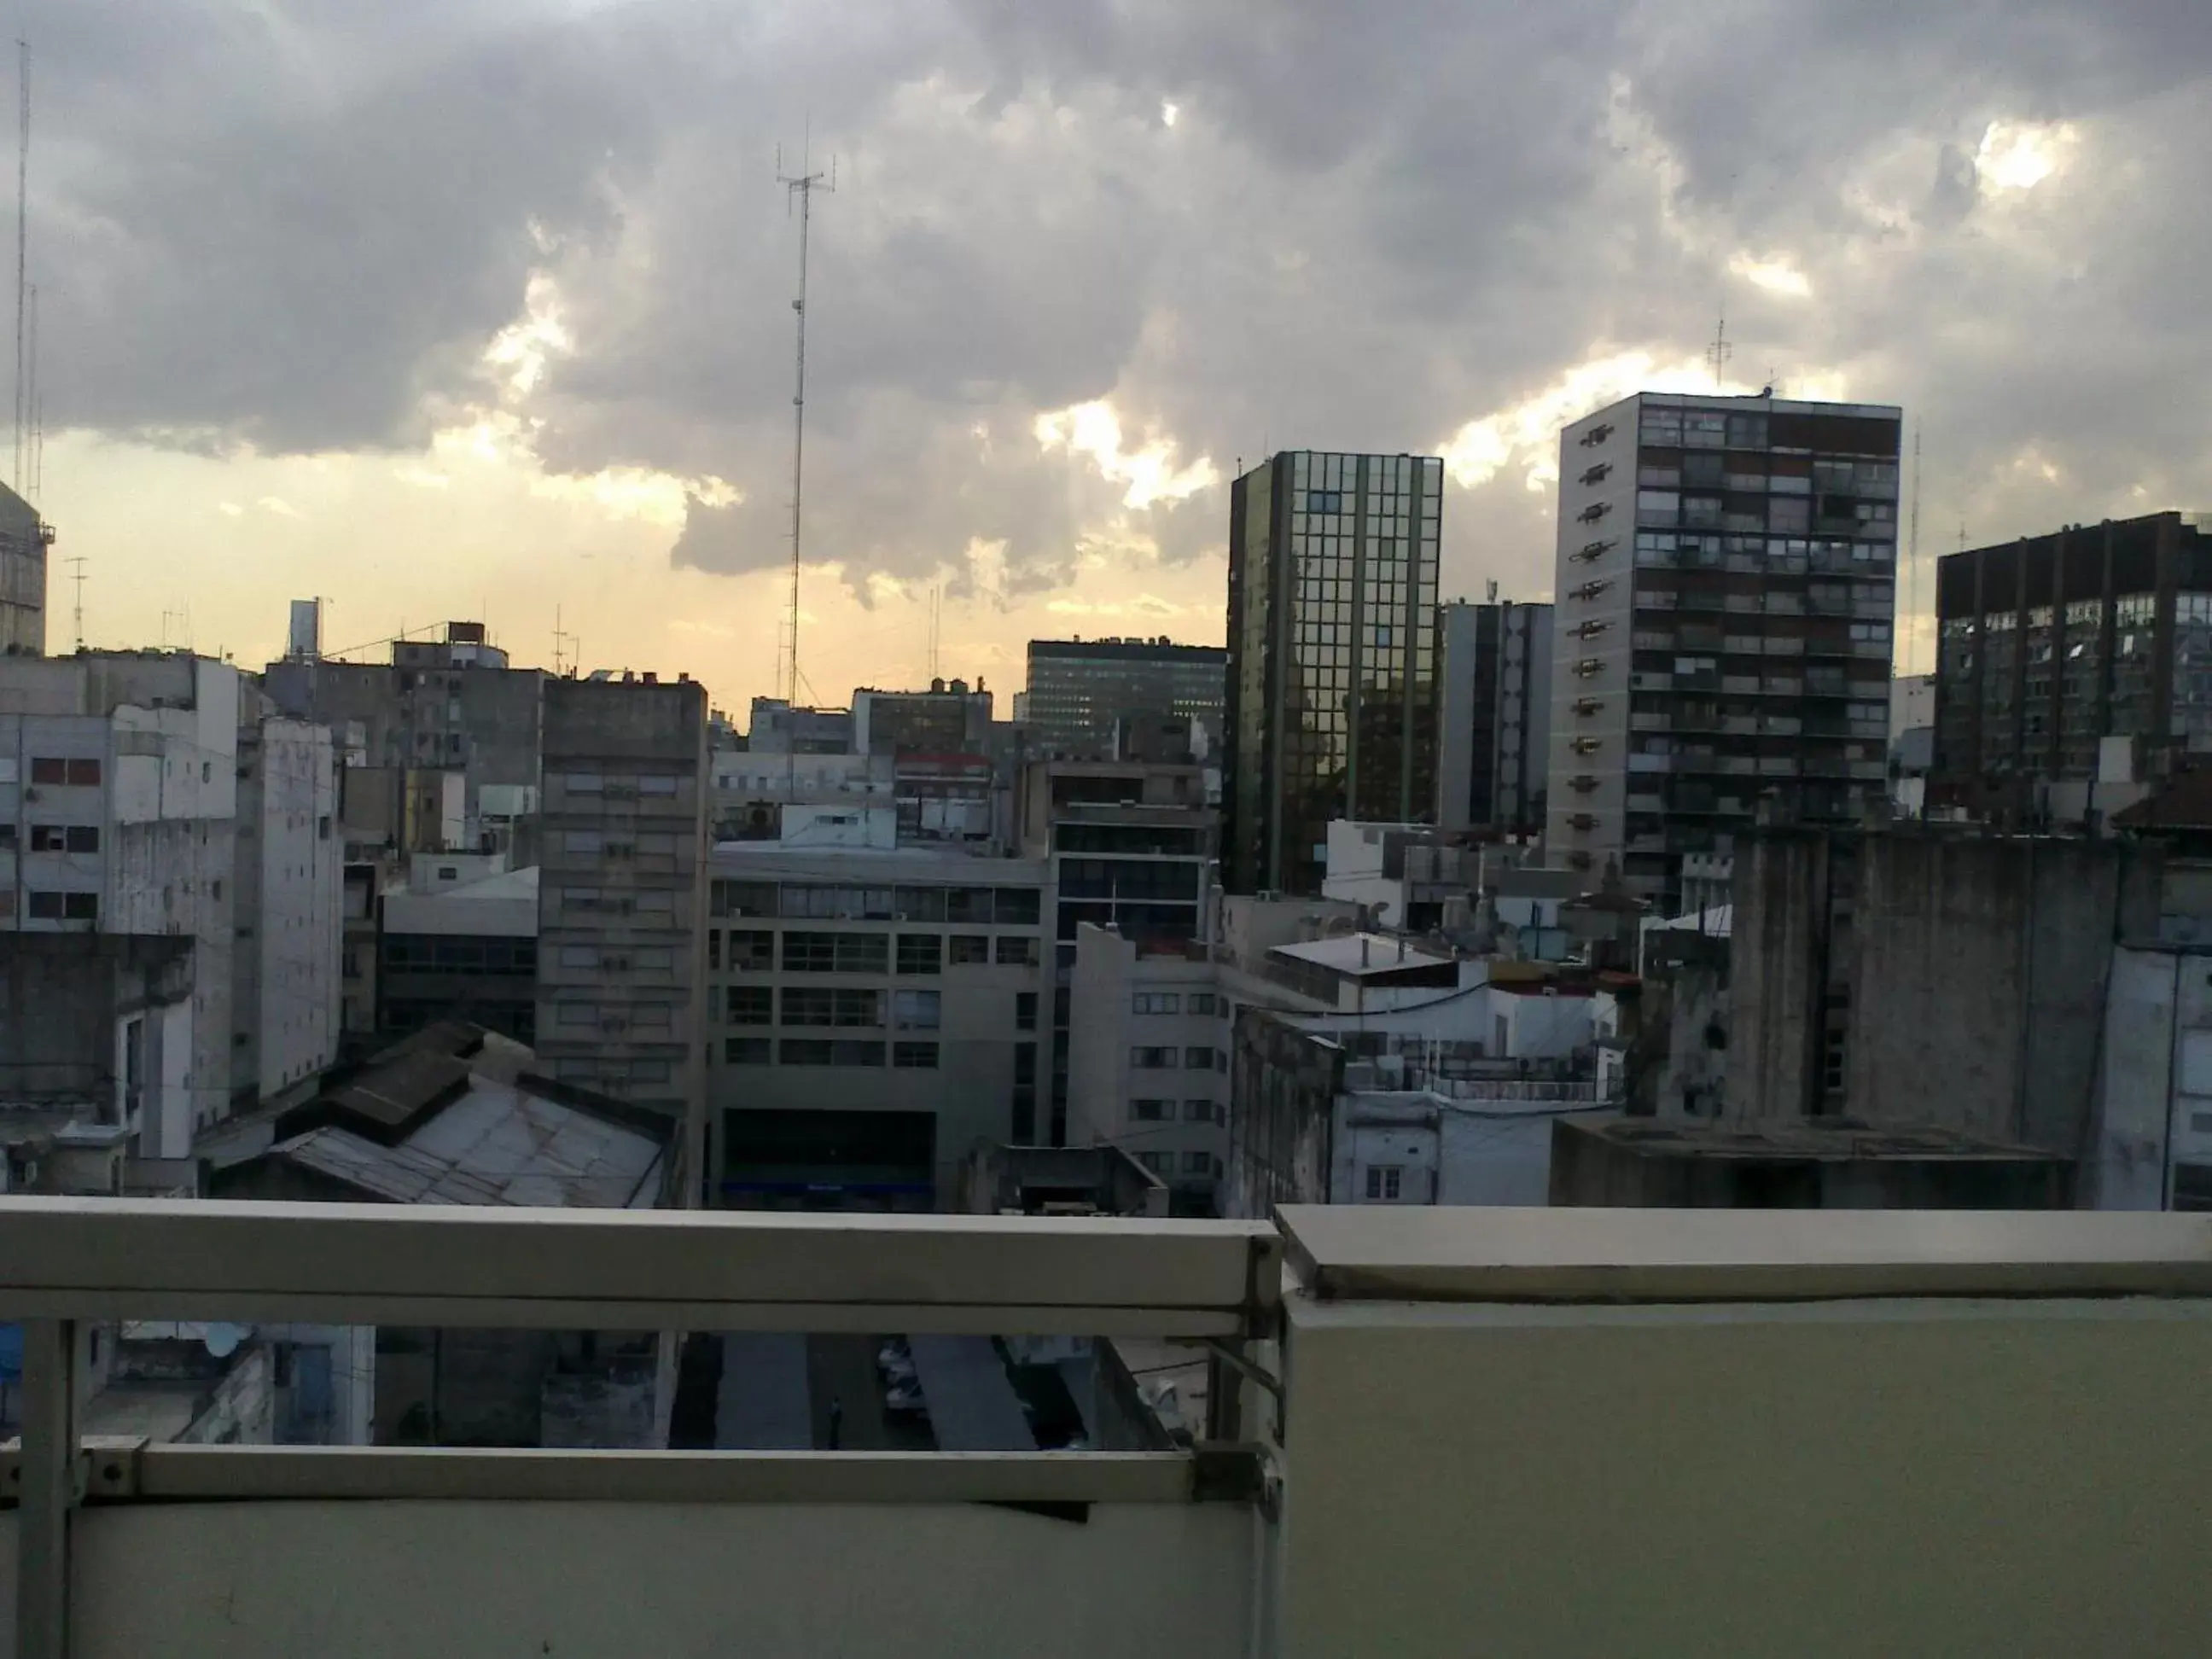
[[705, 839, 1048, 1208], [1066, 926, 1232, 1196]]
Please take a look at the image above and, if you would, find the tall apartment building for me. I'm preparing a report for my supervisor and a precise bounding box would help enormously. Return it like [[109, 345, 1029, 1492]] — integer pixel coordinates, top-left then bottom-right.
[[1225, 451, 1443, 895], [0, 653, 340, 1155], [1024, 637, 1228, 759], [1930, 512, 2212, 820], [702, 833, 1047, 1208], [1546, 393, 1902, 902], [0, 481, 49, 656], [1436, 599, 1552, 835], [534, 675, 709, 1190], [1020, 756, 1218, 1146]]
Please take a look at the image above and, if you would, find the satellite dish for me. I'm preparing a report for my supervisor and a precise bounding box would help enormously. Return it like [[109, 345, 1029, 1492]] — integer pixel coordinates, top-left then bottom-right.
[[201, 1323, 247, 1359]]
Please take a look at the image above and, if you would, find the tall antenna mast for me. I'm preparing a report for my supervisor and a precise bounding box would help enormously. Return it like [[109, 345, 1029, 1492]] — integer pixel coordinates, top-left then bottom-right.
[[552, 605, 577, 678], [1704, 306, 1732, 391], [777, 135, 833, 706], [12, 38, 26, 493], [24, 279, 36, 498], [1905, 423, 1923, 676], [64, 552, 82, 649]]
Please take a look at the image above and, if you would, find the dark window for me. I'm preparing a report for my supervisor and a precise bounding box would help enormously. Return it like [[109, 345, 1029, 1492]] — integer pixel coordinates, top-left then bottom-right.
[[892, 1042, 939, 1069], [1183, 1045, 1214, 1069], [66, 825, 97, 853], [895, 886, 947, 922], [896, 934, 942, 975], [1010, 1087, 1036, 1144], [783, 932, 888, 973], [995, 935, 1039, 966], [992, 888, 1041, 926], [27, 890, 62, 918], [1015, 992, 1038, 1032], [712, 880, 777, 918], [727, 987, 772, 1026], [1132, 1047, 1178, 1068], [707, 930, 722, 971], [66, 759, 100, 787], [1014, 1042, 1037, 1086], [724, 1038, 772, 1065], [62, 893, 96, 920], [945, 888, 993, 923], [730, 930, 775, 971], [1131, 1099, 1169, 1122], [949, 934, 989, 964], [30, 757, 64, 784], [779, 1039, 885, 1067]]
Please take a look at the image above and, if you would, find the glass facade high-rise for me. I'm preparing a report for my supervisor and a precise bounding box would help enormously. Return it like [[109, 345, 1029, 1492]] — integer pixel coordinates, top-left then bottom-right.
[[1023, 637, 1227, 759], [1224, 451, 1443, 895], [1545, 393, 1903, 904]]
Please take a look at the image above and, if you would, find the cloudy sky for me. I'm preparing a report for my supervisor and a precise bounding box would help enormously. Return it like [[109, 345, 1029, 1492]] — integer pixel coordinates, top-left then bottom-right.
[[20, 0, 2212, 717]]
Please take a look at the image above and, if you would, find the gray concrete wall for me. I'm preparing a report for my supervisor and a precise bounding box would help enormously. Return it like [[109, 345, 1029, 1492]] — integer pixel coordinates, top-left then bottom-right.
[[1726, 832, 1829, 1122]]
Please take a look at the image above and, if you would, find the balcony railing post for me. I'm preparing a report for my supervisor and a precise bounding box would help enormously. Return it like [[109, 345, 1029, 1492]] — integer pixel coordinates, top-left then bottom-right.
[[16, 1317, 82, 1659]]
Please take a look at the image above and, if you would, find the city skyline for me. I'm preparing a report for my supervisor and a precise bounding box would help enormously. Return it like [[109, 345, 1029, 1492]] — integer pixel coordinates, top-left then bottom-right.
[[14, 3, 2207, 718]]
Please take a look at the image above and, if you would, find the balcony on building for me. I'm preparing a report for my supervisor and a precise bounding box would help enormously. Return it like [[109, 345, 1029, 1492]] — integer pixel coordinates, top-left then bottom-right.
[[2, 1201, 2210, 1656]]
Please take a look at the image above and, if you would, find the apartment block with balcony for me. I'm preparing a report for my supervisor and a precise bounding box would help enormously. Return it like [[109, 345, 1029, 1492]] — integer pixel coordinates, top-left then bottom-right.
[[703, 841, 1047, 1208], [533, 676, 708, 1177], [1546, 393, 1902, 904], [1436, 598, 1551, 835], [10, 1200, 2206, 1656]]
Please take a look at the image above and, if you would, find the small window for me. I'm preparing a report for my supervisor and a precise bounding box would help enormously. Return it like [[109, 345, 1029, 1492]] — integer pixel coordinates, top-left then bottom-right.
[[730, 930, 775, 971], [707, 930, 722, 971], [1131, 1099, 1170, 1122], [638, 774, 678, 795], [949, 934, 989, 964], [1183, 1045, 1214, 1069], [1183, 1099, 1213, 1122], [27, 890, 61, 919], [1365, 1165, 1404, 1201], [1186, 992, 1216, 1016], [893, 1041, 940, 1069], [560, 946, 598, 969], [992, 888, 1041, 926], [1015, 991, 1037, 1032], [1134, 992, 1183, 1016], [726, 987, 772, 1026], [0, 890, 13, 917], [1131, 1046, 1178, 1069], [724, 1037, 772, 1066], [896, 934, 942, 976], [29, 825, 66, 852], [995, 936, 1039, 967], [893, 989, 940, 1031], [63, 892, 97, 922], [29, 757, 64, 784], [1181, 1150, 1213, 1177]]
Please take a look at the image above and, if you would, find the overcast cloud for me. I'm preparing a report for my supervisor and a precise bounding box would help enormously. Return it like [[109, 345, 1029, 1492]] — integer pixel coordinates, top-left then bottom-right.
[[26, 0, 2212, 643]]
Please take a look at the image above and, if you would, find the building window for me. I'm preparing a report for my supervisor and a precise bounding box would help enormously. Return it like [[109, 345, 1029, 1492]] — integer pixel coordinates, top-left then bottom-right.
[[993, 888, 1041, 926], [783, 932, 889, 973], [1183, 1045, 1215, 1069], [730, 930, 775, 971], [1133, 992, 1181, 1016], [995, 936, 1039, 967], [893, 989, 941, 1030], [783, 987, 883, 1027], [945, 887, 993, 923], [726, 987, 772, 1026], [776, 1039, 884, 1067], [1365, 1165, 1404, 1201], [631, 1003, 672, 1031], [29, 825, 98, 853], [31, 757, 101, 787], [0, 889, 15, 918], [892, 1041, 940, 1069], [949, 934, 990, 964], [1131, 1046, 1178, 1069], [1183, 1099, 1214, 1122], [896, 934, 942, 975], [1011, 1086, 1036, 1142], [1137, 1151, 1173, 1176], [1181, 1151, 1213, 1177], [1132, 1099, 1170, 1122], [638, 774, 678, 796], [558, 1002, 599, 1027], [1186, 992, 1216, 1015], [724, 1038, 772, 1065], [1014, 1043, 1037, 1086], [1015, 992, 1037, 1031], [707, 930, 721, 971]]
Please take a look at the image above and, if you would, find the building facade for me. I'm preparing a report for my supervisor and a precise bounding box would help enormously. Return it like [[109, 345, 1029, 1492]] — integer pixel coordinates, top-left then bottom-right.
[[0, 481, 49, 656], [1225, 451, 1444, 895], [702, 844, 1047, 1208], [1436, 599, 1551, 835], [1024, 637, 1228, 760], [1546, 393, 1903, 902], [377, 864, 538, 1045], [534, 675, 709, 1181], [1930, 512, 2212, 819], [853, 681, 993, 758], [1020, 757, 1217, 1147]]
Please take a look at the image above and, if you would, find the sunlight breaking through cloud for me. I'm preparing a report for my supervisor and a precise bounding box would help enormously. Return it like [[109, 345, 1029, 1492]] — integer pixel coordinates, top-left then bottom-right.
[[1033, 400, 1220, 509]]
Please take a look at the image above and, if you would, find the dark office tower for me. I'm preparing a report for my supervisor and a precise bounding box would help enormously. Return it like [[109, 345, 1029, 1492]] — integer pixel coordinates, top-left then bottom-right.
[[1547, 393, 1903, 904], [1437, 599, 1553, 835], [1023, 637, 1228, 759], [1930, 511, 2212, 820], [1224, 451, 1444, 895]]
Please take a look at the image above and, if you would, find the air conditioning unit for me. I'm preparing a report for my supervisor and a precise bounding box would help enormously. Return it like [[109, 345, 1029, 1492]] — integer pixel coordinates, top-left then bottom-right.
[[1568, 813, 1598, 832], [1576, 503, 1610, 523], [1573, 697, 1604, 716], [1571, 538, 1615, 562], [1578, 423, 1614, 447], [1580, 463, 1612, 486], [1569, 775, 1599, 793]]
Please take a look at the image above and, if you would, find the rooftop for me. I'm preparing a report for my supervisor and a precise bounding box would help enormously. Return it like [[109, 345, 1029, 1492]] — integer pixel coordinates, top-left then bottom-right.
[[1563, 1115, 2061, 1165], [1269, 932, 1453, 978]]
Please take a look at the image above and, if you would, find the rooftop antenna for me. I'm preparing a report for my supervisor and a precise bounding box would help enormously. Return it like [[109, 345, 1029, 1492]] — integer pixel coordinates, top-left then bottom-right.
[[11, 38, 26, 492], [777, 131, 834, 707], [64, 551, 81, 649], [22, 279, 33, 498], [1704, 305, 1732, 392], [552, 606, 577, 678]]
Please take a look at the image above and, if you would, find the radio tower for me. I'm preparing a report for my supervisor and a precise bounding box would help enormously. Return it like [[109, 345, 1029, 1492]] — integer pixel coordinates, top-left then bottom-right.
[[12, 38, 26, 493], [777, 138, 832, 705]]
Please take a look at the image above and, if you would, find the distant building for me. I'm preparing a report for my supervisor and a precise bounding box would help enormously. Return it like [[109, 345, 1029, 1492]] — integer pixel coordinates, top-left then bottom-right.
[[1020, 756, 1218, 1145], [377, 861, 538, 1045], [1225, 451, 1445, 895], [1436, 599, 1551, 835], [534, 674, 709, 1186], [1024, 637, 1227, 760], [703, 841, 1046, 1208], [1930, 511, 2212, 824], [1550, 1115, 2071, 1208], [853, 680, 993, 758], [1547, 393, 1902, 905], [261, 619, 544, 859], [0, 480, 50, 656], [746, 698, 854, 755]]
